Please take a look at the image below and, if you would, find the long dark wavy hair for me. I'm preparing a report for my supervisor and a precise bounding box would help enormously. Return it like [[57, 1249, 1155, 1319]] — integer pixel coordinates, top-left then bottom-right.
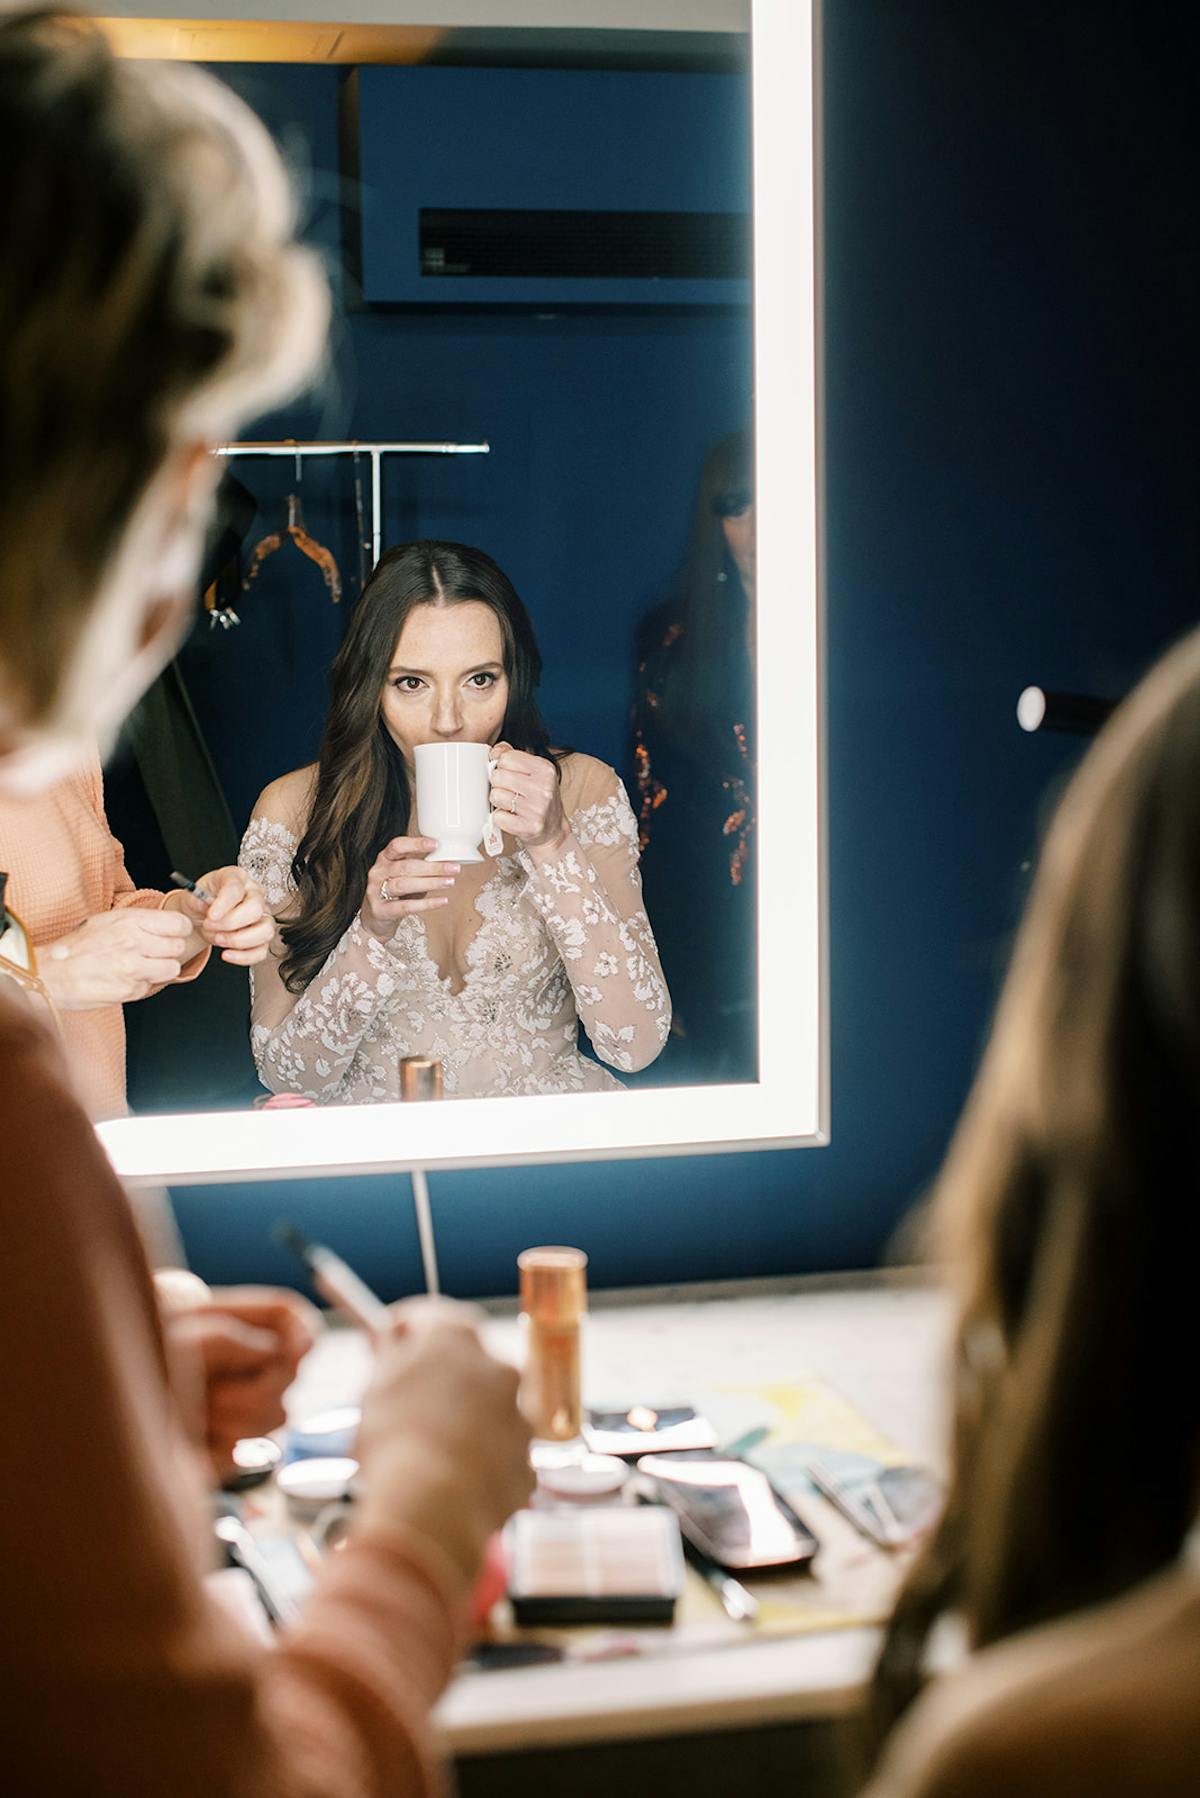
[[866, 625, 1200, 1764], [281, 540, 558, 993]]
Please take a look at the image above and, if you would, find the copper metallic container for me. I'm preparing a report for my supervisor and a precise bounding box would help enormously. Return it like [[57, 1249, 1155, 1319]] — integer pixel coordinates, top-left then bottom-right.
[[518, 1246, 588, 1445], [398, 1055, 444, 1101]]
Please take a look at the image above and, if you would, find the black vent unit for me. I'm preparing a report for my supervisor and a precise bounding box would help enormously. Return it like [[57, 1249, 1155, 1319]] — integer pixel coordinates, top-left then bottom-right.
[[419, 208, 749, 283]]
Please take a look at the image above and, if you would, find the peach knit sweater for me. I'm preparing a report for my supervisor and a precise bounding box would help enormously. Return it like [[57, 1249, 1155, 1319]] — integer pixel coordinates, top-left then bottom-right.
[[0, 752, 208, 1118], [0, 982, 462, 1796]]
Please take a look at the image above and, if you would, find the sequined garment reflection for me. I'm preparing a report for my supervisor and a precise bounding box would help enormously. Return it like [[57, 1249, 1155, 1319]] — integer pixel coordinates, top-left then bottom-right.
[[240, 754, 671, 1102]]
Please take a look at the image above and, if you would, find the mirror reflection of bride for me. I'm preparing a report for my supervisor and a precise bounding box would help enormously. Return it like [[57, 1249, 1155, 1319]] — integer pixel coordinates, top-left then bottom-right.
[[240, 540, 670, 1101]]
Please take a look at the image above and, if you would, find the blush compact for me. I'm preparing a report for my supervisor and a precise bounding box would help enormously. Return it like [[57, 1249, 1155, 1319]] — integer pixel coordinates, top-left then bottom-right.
[[506, 1504, 684, 1625]]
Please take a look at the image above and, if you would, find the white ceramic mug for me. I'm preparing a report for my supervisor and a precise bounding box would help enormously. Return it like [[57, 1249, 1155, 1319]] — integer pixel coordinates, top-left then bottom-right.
[[414, 741, 493, 863]]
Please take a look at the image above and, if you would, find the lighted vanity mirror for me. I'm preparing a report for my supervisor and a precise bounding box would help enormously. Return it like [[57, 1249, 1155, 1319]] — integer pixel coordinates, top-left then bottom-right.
[[93, 0, 824, 1186]]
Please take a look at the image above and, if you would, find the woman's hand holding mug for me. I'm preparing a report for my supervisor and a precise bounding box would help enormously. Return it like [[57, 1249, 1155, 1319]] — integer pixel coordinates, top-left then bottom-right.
[[489, 743, 567, 852], [361, 837, 460, 939]]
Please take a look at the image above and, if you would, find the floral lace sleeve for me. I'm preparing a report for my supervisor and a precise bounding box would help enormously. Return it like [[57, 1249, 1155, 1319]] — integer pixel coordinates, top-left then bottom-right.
[[239, 816, 404, 1101], [518, 769, 671, 1073]]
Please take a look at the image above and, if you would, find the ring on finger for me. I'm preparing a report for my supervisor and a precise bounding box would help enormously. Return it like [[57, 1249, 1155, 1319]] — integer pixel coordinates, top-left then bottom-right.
[[380, 880, 391, 902]]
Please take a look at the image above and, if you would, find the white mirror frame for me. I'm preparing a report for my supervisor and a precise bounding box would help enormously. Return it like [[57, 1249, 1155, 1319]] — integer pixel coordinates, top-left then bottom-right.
[[100, 0, 826, 1188]]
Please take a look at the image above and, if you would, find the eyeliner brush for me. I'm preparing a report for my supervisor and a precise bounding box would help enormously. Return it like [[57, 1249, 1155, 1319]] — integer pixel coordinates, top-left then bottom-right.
[[170, 869, 215, 905]]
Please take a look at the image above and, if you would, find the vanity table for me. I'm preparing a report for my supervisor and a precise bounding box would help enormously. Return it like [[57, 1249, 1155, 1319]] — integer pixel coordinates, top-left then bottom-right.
[[283, 1273, 949, 1798]]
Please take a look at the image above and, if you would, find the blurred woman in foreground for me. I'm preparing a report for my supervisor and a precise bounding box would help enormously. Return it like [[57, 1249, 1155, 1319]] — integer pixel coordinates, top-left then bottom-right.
[[0, 13, 530, 1795], [866, 628, 1200, 1796]]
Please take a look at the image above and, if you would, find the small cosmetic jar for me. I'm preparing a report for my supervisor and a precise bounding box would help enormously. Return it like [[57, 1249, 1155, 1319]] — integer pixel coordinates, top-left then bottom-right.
[[536, 1454, 629, 1505], [277, 1455, 360, 1522], [286, 1405, 361, 1462], [221, 1436, 284, 1493]]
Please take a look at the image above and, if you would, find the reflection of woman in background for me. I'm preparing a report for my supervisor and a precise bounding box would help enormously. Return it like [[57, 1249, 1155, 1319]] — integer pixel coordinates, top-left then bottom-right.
[[241, 540, 670, 1100], [865, 631, 1200, 1796], [631, 429, 756, 1082]]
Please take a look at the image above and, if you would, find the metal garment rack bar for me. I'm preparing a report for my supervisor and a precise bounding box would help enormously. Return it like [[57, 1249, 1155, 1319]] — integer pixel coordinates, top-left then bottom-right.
[[214, 439, 491, 567]]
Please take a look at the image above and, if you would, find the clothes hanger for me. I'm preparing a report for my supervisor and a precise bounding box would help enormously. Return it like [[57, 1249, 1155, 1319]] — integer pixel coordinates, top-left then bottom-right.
[[352, 450, 372, 596], [201, 470, 257, 629], [241, 451, 342, 605], [284, 491, 342, 604]]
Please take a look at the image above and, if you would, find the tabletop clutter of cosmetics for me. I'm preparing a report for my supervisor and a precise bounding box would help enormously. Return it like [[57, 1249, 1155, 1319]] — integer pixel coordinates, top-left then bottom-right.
[[214, 1245, 941, 1649]]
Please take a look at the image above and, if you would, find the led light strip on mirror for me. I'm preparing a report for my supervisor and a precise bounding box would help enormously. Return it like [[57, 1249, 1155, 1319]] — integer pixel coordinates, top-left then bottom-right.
[[100, 0, 825, 1185]]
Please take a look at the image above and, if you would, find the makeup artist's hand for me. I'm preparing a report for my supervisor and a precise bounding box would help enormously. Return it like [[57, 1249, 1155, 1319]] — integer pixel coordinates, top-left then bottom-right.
[[361, 836, 459, 939], [167, 1286, 321, 1477], [163, 866, 274, 967], [489, 743, 567, 852], [355, 1299, 534, 1584], [39, 906, 193, 1009]]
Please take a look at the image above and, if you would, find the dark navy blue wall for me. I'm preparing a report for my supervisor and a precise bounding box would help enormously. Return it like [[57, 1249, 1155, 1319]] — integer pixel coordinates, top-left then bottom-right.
[[173, 3, 1197, 1299]]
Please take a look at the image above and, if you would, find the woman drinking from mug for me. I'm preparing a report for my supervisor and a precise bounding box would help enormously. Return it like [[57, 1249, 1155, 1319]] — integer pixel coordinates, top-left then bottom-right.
[[241, 540, 670, 1101]]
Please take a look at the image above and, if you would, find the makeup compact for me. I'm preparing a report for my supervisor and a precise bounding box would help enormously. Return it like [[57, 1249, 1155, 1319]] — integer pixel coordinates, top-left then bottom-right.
[[286, 1406, 361, 1462], [585, 1405, 718, 1458], [221, 1435, 284, 1493], [507, 1505, 684, 1624], [536, 1454, 629, 1505], [276, 1456, 359, 1522]]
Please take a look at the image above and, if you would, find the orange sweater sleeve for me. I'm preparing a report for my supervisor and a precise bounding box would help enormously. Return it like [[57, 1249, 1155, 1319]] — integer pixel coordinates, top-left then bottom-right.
[[82, 755, 209, 986], [0, 986, 463, 1798]]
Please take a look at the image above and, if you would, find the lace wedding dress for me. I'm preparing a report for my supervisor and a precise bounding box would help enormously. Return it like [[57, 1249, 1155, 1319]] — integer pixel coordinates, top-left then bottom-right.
[[239, 754, 670, 1101]]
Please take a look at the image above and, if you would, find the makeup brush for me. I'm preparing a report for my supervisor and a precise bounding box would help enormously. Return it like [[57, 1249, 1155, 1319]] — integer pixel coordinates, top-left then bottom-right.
[[274, 1221, 389, 1333]]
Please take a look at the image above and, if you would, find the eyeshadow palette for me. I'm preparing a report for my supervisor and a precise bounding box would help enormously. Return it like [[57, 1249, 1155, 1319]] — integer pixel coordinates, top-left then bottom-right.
[[507, 1505, 685, 1625], [585, 1405, 718, 1458]]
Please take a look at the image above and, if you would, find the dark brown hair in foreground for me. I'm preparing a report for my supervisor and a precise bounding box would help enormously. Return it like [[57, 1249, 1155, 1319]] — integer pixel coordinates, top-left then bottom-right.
[[870, 625, 1200, 1747]]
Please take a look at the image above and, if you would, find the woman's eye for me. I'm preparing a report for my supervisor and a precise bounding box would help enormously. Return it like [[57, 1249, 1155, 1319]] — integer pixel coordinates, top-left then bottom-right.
[[393, 676, 424, 692], [468, 672, 498, 689]]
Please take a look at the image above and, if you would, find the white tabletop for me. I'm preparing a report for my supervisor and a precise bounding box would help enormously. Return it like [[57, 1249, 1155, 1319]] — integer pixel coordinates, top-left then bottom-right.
[[286, 1273, 950, 1756]]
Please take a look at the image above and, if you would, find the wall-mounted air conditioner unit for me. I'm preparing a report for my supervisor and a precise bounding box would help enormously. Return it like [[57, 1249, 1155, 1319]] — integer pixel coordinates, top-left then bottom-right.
[[349, 67, 751, 307]]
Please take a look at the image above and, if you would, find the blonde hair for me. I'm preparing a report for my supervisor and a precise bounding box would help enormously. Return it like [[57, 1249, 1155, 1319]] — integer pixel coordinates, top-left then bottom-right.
[[0, 10, 329, 724]]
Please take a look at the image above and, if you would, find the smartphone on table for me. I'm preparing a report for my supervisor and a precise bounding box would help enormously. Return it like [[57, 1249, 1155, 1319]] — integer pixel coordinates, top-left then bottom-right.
[[636, 1452, 819, 1571]]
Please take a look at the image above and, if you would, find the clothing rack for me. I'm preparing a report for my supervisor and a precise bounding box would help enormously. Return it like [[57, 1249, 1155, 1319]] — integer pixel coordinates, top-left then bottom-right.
[[214, 439, 491, 568]]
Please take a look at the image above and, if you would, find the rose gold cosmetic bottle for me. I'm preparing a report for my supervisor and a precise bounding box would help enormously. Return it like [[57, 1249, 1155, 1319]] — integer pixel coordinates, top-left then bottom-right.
[[518, 1246, 588, 1469], [399, 1055, 444, 1101]]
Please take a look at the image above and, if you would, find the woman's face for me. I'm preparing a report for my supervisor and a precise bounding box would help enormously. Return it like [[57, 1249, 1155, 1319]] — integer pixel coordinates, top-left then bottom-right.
[[721, 502, 756, 600], [380, 600, 510, 767]]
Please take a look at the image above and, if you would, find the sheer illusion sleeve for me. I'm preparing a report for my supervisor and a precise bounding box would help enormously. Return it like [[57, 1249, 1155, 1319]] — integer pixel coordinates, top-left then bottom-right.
[[518, 760, 671, 1073], [239, 810, 406, 1101]]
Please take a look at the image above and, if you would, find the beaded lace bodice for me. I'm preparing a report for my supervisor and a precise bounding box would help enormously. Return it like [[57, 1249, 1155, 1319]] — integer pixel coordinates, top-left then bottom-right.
[[238, 755, 670, 1101]]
